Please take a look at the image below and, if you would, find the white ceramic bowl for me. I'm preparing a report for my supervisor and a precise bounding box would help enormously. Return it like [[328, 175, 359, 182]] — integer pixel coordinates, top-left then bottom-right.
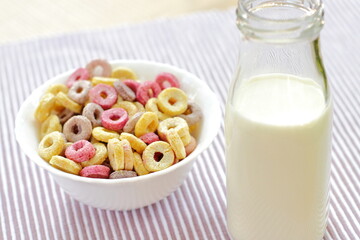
[[15, 60, 221, 210]]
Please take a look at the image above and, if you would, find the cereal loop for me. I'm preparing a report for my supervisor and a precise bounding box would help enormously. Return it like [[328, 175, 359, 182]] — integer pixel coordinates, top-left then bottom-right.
[[80, 165, 110, 178], [134, 112, 159, 137], [167, 129, 186, 160], [86, 59, 112, 78], [134, 101, 145, 112], [145, 98, 170, 121], [101, 108, 128, 131], [142, 141, 175, 172], [92, 77, 117, 86], [121, 139, 134, 171], [58, 108, 75, 124], [66, 68, 89, 88], [157, 87, 188, 116], [111, 67, 137, 80], [114, 80, 136, 101], [157, 117, 191, 145], [136, 81, 161, 105], [123, 80, 140, 94], [139, 132, 159, 145], [47, 84, 68, 95], [133, 152, 149, 176], [185, 136, 197, 156], [79, 142, 107, 167], [92, 127, 120, 143], [82, 103, 104, 127], [40, 114, 62, 139], [155, 72, 180, 89], [68, 80, 92, 104], [112, 101, 137, 116], [110, 170, 137, 179], [56, 92, 82, 113], [49, 156, 82, 175], [63, 116, 92, 142], [123, 112, 144, 133], [89, 84, 117, 109], [65, 140, 96, 163], [38, 131, 65, 161], [107, 138, 124, 171], [178, 102, 202, 126], [120, 132, 147, 154], [34, 93, 56, 122]]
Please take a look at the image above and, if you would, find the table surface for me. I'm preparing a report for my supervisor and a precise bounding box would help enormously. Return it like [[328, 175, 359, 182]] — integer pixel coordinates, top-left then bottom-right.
[[1, 1, 360, 239]]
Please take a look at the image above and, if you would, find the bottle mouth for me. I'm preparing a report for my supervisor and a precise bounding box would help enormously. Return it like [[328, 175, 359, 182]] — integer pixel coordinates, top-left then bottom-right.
[[237, 0, 324, 43]]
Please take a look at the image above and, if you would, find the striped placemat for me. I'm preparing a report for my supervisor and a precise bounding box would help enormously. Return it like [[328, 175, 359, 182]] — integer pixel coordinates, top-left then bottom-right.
[[1, 2, 359, 239]]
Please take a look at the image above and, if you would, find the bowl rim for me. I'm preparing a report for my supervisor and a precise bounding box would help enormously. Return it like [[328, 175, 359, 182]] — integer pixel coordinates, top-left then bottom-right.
[[15, 59, 222, 185]]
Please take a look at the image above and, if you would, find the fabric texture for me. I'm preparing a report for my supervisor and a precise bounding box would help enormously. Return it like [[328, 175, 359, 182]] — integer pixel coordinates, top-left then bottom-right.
[[1, 2, 359, 239]]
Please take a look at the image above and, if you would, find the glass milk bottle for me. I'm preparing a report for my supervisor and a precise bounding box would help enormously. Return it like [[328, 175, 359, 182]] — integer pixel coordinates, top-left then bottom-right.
[[225, 1, 332, 240]]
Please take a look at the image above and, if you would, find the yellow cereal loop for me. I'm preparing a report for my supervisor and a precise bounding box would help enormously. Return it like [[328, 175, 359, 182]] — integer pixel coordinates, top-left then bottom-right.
[[56, 92, 82, 113], [134, 112, 159, 137], [157, 88, 188, 116], [60, 142, 73, 156], [40, 114, 62, 139], [167, 129, 186, 160], [120, 132, 147, 154], [111, 67, 137, 80], [108, 138, 124, 171], [49, 156, 82, 175], [90, 136, 99, 144], [38, 131, 65, 161], [92, 127, 120, 143], [46, 84, 68, 95], [92, 77, 118, 86], [145, 98, 170, 121], [134, 101, 145, 112], [143, 141, 175, 172], [112, 101, 138, 116], [34, 93, 56, 122], [133, 152, 149, 176], [158, 117, 191, 145], [121, 139, 134, 171], [81, 143, 108, 167]]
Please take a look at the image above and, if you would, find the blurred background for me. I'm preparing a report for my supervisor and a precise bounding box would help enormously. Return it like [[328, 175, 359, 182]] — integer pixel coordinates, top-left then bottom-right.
[[0, 0, 236, 44]]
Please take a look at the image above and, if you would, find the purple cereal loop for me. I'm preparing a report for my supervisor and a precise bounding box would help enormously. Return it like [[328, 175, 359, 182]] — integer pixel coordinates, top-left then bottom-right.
[[109, 170, 137, 179], [68, 80, 92, 104], [113, 80, 136, 101], [82, 103, 104, 127], [123, 112, 144, 133], [178, 102, 202, 126], [63, 115, 92, 142], [58, 108, 75, 124], [85, 59, 112, 78]]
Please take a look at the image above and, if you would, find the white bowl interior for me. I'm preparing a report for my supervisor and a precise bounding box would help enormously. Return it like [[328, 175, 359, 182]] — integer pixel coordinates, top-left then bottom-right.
[[15, 60, 222, 184]]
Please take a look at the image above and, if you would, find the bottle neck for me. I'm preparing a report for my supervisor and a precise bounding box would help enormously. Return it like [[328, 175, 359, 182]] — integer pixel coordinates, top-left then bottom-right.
[[236, 0, 324, 44]]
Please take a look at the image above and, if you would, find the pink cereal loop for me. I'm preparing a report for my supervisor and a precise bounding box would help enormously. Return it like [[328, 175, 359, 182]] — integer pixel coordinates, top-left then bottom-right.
[[139, 132, 159, 145], [123, 80, 140, 94], [85, 59, 112, 78], [89, 84, 118, 109], [80, 165, 111, 178], [65, 140, 96, 163], [101, 108, 129, 131], [66, 68, 89, 88], [136, 81, 161, 105], [155, 72, 180, 89]]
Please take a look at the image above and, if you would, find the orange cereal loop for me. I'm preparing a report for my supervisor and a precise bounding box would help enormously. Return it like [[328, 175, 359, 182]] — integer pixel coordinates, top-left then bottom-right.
[[134, 101, 145, 112], [56, 92, 82, 113], [49, 155, 82, 175], [108, 138, 124, 171], [40, 114, 62, 139], [111, 67, 137, 80], [38, 131, 65, 161], [120, 132, 147, 154], [121, 139, 134, 171], [46, 84, 68, 95], [145, 98, 170, 121], [167, 129, 186, 160], [134, 112, 159, 137], [92, 77, 118, 86], [34, 93, 56, 122], [112, 101, 138, 116], [92, 127, 120, 143], [142, 141, 175, 172], [133, 152, 149, 176], [157, 117, 191, 145], [157, 88, 188, 116], [81, 142, 108, 167]]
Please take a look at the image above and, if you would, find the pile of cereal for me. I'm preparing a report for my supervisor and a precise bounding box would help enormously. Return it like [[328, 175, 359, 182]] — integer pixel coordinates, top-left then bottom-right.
[[35, 59, 202, 179]]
